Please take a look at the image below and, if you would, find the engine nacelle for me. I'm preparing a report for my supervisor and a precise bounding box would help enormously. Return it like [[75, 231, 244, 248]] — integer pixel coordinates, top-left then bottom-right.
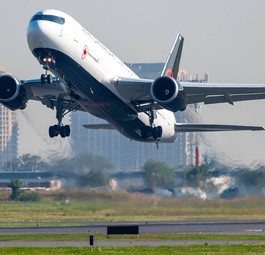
[[0, 75, 27, 110], [150, 76, 186, 112]]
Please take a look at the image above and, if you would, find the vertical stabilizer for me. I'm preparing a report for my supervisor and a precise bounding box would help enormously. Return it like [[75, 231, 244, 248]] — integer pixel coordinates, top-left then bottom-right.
[[161, 34, 184, 79]]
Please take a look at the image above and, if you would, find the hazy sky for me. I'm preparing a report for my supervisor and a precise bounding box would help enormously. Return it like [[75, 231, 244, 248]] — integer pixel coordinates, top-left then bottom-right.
[[1, 0, 265, 165]]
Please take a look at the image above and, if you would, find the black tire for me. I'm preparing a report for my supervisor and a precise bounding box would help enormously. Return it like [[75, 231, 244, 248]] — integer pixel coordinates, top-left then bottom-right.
[[49, 126, 55, 138], [60, 126, 66, 138], [64, 125, 71, 137], [152, 126, 163, 139], [47, 74, 52, 84], [41, 74, 46, 85], [60, 125, 70, 138], [54, 125, 60, 136], [156, 126, 163, 138]]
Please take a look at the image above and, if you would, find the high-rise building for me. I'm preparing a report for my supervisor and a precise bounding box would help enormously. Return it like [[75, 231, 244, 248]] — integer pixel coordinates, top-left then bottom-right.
[[0, 68, 19, 171], [70, 64, 201, 170], [0, 105, 18, 170]]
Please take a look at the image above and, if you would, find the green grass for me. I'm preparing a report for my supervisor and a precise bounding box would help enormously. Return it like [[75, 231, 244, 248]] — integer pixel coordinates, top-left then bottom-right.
[[0, 233, 265, 242], [1, 190, 265, 254], [0, 190, 265, 225], [0, 246, 265, 255]]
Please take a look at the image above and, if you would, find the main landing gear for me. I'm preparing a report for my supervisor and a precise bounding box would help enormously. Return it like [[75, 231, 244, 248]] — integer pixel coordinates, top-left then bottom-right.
[[141, 126, 162, 140], [39, 60, 70, 138], [141, 104, 163, 141], [49, 124, 70, 138], [49, 100, 71, 138]]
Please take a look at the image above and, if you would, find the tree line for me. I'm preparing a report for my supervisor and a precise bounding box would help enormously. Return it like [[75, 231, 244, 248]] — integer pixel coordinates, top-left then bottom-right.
[[3, 153, 265, 192]]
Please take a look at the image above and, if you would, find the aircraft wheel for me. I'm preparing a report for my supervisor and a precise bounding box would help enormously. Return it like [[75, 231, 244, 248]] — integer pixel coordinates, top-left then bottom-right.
[[41, 74, 46, 85], [64, 125, 71, 137], [152, 126, 163, 139], [60, 125, 71, 138], [47, 74, 52, 84], [49, 125, 60, 138], [49, 126, 55, 138]]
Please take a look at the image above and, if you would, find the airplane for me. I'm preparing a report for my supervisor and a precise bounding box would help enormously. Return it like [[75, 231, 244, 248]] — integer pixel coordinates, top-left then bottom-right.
[[1, 9, 265, 144]]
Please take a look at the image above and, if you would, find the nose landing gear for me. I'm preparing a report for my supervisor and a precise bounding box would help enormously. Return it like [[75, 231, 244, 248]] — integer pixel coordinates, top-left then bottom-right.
[[40, 56, 56, 84], [41, 73, 53, 85]]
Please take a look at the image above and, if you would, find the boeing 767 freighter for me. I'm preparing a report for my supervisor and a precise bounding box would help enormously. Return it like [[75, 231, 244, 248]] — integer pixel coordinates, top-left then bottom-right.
[[1, 9, 265, 144]]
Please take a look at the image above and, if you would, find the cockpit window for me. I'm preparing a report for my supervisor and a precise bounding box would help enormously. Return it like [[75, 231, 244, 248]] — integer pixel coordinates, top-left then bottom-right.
[[30, 14, 65, 25]]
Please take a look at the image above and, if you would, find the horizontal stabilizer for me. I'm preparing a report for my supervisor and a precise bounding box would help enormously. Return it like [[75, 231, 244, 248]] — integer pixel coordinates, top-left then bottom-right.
[[83, 124, 114, 130], [174, 123, 265, 132]]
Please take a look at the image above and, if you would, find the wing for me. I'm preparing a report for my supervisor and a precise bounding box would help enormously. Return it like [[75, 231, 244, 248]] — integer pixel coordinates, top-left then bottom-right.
[[175, 123, 264, 132], [182, 82, 265, 105], [114, 33, 265, 109], [114, 78, 265, 108], [22, 77, 81, 112]]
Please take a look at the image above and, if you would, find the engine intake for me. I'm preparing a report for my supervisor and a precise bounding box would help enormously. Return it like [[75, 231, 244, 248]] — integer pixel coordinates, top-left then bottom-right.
[[0, 75, 27, 110], [150, 76, 186, 112]]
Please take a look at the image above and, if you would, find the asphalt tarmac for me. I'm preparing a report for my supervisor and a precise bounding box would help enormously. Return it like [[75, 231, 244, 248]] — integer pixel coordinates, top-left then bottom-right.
[[0, 220, 264, 247], [0, 220, 265, 235]]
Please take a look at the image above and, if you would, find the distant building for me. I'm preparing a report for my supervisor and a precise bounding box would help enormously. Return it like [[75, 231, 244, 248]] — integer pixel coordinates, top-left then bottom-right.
[[70, 64, 203, 170], [0, 67, 18, 171]]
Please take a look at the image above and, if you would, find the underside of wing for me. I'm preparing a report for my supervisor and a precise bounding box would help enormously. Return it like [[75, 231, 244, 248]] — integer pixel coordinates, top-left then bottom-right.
[[0, 74, 82, 112], [114, 78, 265, 111], [83, 124, 114, 130], [174, 123, 265, 132], [112, 77, 153, 102], [182, 82, 265, 105], [23, 78, 82, 111]]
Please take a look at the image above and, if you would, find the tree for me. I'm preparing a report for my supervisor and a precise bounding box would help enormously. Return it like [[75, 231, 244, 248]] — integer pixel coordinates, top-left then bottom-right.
[[51, 153, 112, 174], [77, 168, 109, 188], [8, 179, 23, 200], [142, 160, 175, 190], [237, 168, 265, 188], [185, 164, 210, 188], [18, 154, 48, 171], [3, 154, 49, 172]]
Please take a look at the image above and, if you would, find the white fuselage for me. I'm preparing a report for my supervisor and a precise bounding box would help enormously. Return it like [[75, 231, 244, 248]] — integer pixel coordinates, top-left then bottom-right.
[[27, 9, 177, 143]]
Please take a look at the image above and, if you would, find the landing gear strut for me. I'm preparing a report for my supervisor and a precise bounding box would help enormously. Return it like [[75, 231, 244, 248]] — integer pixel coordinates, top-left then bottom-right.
[[49, 100, 71, 138], [141, 103, 163, 141]]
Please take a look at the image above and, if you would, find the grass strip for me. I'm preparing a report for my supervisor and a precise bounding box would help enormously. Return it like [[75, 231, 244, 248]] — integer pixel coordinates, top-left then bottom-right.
[[1, 193, 265, 223], [0, 245, 265, 255], [0, 233, 265, 242]]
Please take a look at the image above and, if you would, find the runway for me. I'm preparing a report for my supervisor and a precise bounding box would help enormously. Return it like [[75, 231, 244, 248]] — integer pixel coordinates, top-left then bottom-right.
[[0, 220, 264, 235], [0, 220, 264, 247]]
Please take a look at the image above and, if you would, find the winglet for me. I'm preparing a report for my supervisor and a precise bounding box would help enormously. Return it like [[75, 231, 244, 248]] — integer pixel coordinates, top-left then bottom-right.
[[161, 34, 184, 79]]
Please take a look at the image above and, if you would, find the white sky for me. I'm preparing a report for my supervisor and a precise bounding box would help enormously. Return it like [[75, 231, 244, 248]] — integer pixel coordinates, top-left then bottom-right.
[[1, 0, 265, 165]]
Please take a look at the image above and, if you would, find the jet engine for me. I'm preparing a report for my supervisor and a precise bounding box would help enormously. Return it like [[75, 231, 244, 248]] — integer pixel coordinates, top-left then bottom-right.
[[0, 75, 27, 110], [150, 76, 186, 112]]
